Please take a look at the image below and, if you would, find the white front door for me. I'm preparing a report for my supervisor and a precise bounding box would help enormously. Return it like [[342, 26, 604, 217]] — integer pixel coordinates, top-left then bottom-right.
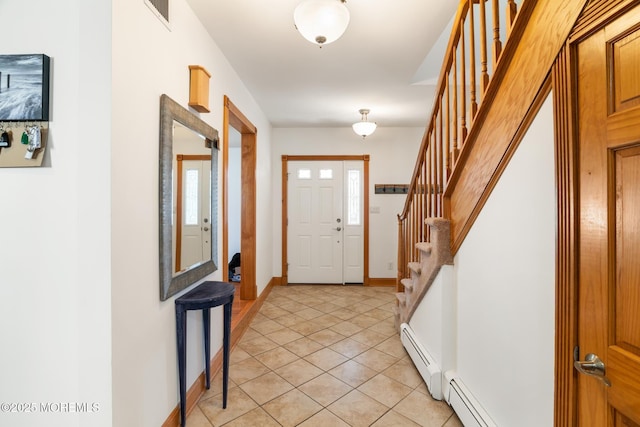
[[287, 160, 364, 284], [179, 159, 211, 271]]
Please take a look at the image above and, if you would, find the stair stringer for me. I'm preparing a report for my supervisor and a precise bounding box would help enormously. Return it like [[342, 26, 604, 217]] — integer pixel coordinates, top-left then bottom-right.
[[395, 218, 453, 328]]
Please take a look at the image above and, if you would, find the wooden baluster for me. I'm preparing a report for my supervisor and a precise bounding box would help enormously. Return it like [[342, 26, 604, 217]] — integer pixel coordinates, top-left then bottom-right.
[[403, 220, 407, 277], [438, 130, 442, 217], [408, 215, 412, 269], [403, 220, 407, 283], [406, 214, 410, 268], [439, 105, 447, 186], [418, 184, 421, 255], [436, 123, 443, 217], [402, 217, 406, 271], [418, 160, 424, 242], [407, 201, 415, 262], [506, 0, 518, 36], [452, 45, 459, 163], [432, 140, 437, 221], [408, 204, 411, 265], [417, 177, 421, 254], [404, 219, 409, 274], [425, 145, 431, 239], [404, 220, 409, 276], [432, 128, 438, 218], [413, 194, 418, 260], [430, 111, 440, 216], [445, 73, 452, 175], [460, 18, 468, 145], [416, 192, 419, 258], [438, 110, 449, 216], [411, 195, 417, 261], [437, 131, 441, 217], [422, 154, 427, 239], [429, 133, 435, 221], [426, 135, 431, 222], [479, 0, 489, 92], [416, 168, 420, 245], [433, 131, 439, 217], [415, 170, 420, 246], [492, 0, 502, 65], [468, 0, 478, 118], [432, 141, 437, 221], [404, 215, 409, 269]]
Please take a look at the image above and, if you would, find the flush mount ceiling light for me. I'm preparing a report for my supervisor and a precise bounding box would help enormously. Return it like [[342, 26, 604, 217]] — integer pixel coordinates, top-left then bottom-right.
[[352, 109, 377, 138], [294, 0, 350, 47]]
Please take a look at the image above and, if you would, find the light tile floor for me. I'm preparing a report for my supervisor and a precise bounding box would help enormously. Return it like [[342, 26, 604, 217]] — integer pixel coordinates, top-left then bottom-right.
[[187, 285, 462, 427]]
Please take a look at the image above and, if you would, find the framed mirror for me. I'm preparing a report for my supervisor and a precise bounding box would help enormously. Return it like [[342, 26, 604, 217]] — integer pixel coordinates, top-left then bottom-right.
[[159, 94, 219, 300]]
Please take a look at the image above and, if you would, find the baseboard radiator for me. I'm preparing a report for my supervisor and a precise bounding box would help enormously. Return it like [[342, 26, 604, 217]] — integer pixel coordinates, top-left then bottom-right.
[[400, 322, 442, 400], [446, 376, 497, 427]]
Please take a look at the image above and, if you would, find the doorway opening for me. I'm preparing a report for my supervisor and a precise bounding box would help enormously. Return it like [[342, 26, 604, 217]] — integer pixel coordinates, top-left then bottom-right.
[[223, 96, 257, 300]]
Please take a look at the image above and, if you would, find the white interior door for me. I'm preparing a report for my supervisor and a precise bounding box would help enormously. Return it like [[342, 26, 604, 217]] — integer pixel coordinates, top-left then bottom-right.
[[287, 160, 363, 284], [180, 159, 211, 271]]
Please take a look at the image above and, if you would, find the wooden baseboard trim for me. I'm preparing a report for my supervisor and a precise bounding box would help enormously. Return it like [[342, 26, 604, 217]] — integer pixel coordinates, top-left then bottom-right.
[[230, 277, 275, 350], [162, 277, 277, 427], [366, 278, 396, 287], [162, 349, 223, 427]]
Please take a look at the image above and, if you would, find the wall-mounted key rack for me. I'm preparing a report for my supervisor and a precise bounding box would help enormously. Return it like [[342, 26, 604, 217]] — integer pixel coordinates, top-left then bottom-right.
[[0, 121, 48, 167]]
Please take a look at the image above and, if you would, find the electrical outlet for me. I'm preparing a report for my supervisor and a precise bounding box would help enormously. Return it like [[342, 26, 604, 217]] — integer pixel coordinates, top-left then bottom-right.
[[387, 262, 394, 270]]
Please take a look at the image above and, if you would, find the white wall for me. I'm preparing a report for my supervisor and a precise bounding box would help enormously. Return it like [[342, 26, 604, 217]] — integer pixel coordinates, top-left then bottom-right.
[[0, 1, 112, 426], [0, 0, 272, 425], [272, 126, 423, 279], [453, 95, 555, 426], [409, 265, 456, 383], [110, 0, 273, 424], [228, 146, 241, 259]]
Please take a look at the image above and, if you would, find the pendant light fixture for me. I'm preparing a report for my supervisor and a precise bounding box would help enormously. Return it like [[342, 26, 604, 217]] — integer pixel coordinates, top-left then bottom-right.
[[352, 109, 377, 138], [294, 0, 350, 47]]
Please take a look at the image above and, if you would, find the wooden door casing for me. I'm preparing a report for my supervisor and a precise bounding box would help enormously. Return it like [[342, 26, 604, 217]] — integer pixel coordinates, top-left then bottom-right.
[[223, 96, 257, 300]]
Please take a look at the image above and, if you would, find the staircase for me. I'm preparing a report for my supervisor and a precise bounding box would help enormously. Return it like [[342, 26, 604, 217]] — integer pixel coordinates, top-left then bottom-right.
[[395, 0, 532, 327], [394, 217, 453, 329]]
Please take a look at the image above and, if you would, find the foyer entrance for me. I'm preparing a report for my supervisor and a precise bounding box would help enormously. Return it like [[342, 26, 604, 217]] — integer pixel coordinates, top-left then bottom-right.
[[281, 155, 370, 285]]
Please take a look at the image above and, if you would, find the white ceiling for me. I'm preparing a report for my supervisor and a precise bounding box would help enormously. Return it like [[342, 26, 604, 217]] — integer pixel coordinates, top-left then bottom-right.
[[186, 0, 458, 129]]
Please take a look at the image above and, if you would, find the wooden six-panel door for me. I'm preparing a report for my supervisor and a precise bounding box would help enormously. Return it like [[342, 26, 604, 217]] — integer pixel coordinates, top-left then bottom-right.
[[576, 5, 640, 425]]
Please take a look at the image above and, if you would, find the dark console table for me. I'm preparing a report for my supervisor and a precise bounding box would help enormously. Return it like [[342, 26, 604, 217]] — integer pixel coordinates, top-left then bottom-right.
[[175, 281, 235, 426]]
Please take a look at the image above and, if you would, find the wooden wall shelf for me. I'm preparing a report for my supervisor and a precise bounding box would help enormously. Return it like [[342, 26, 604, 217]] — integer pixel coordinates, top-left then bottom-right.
[[188, 65, 211, 113]]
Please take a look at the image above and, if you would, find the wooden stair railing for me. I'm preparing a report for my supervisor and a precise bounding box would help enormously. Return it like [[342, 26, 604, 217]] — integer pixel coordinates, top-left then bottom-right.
[[396, 0, 527, 317]]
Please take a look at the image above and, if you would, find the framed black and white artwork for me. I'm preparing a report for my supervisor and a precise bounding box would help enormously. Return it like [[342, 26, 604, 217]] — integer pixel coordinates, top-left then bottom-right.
[[0, 54, 50, 121]]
